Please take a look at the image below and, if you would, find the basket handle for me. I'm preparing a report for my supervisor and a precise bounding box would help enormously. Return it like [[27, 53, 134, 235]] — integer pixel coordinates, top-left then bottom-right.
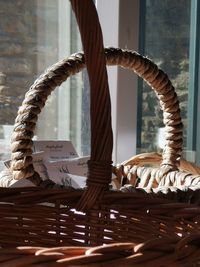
[[69, 0, 113, 209], [10, 48, 183, 203], [9, 1, 183, 210]]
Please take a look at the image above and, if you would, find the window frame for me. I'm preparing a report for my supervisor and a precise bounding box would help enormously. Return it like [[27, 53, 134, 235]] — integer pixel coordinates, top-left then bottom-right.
[[187, 0, 200, 164]]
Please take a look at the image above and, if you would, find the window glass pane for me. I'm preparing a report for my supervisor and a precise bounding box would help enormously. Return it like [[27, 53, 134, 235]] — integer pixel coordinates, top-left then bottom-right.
[[0, 0, 89, 170], [138, 0, 191, 158]]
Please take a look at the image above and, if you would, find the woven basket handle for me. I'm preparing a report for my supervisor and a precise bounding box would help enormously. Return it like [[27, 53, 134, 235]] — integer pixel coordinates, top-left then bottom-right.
[[9, 1, 183, 209], [10, 48, 183, 203]]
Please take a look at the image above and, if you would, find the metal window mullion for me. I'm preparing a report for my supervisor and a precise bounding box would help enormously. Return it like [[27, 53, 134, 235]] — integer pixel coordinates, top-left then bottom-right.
[[137, 0, 146, 152], [193, 0, 200, 164], [58, 0, 71, 140], [187, 0, 200, 164]]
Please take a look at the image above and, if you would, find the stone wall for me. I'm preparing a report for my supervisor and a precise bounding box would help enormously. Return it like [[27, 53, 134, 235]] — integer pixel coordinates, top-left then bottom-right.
[[0, 0, 37, 126], [139, 0, 190, 152]]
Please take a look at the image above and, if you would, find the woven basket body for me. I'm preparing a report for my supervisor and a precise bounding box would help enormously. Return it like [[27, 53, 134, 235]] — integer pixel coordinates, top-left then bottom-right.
[[0, 0, 200, 266]]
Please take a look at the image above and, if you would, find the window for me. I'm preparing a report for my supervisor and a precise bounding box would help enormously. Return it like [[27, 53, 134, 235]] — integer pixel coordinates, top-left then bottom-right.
[[98, 0, 200, 164], [0, 0, 91, 171], [137, 0, 200, 164]]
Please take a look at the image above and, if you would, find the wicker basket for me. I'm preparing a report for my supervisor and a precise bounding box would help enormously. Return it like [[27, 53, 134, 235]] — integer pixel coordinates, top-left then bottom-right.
[[113, 152, 200, 190], [0, 0, 200, 266]]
